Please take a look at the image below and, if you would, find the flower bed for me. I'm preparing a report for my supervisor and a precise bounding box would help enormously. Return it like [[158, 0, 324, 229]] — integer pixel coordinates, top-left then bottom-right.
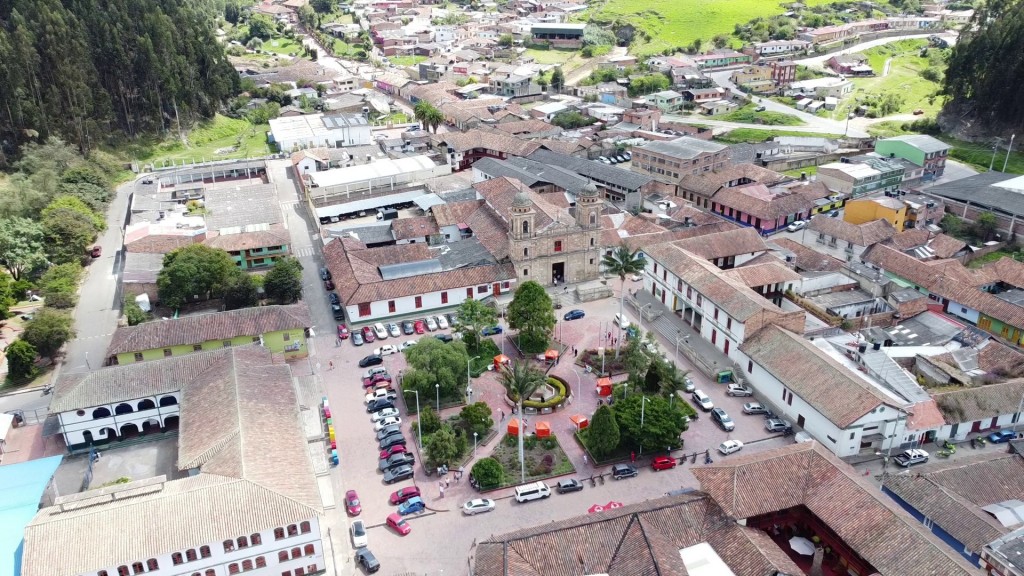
[[476, 433, 575, 490]]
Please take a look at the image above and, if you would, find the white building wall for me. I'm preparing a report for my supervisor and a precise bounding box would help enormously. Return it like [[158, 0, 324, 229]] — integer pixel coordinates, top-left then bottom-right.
[[345, 280, 515, 322], [86, 516, 324, 576], [58, 392, 182, 446], [944, 300, 981, 324]]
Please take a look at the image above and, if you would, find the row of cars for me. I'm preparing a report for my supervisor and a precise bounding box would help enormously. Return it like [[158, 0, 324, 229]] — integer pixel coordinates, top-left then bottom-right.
[[344, 314, 458, 347], [596, 150, 632, 165]]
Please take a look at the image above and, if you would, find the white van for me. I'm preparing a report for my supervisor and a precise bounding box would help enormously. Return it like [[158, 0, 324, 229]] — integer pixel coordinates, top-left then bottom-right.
[[514, 481, 551, 503], [614, 313, 630, 329]]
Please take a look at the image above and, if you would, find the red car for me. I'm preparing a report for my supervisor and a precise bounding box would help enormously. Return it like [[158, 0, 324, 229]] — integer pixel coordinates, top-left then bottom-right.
[[345, 489, 362, 516], [651, 455, 677, 471], [413, 320, 426, 334], [337, 324, 349, 340], [379, 444, 407, 460], [362, 326, 376, 343], [362, 373, 393, 388], [388, 485, 421, 505], [386, 512, 411, 536]]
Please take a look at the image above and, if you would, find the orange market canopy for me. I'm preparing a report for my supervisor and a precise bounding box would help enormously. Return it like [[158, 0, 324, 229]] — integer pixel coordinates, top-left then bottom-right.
[[570, 414, 589, 430], [535, 421, 550, 438]]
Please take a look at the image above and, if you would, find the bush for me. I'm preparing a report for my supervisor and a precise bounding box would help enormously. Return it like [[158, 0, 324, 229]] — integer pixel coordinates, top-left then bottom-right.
[[471, 457, 504, 489], [123, 296, 148, 326], [518, 377, 568, 410], [39, 262, 83, 309], [5, 339, 37, 381]]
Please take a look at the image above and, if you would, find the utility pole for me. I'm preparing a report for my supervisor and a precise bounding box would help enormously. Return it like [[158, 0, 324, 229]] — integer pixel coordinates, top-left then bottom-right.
[[1004, 134, 1017, 172], [990, 137, 1003, 172]]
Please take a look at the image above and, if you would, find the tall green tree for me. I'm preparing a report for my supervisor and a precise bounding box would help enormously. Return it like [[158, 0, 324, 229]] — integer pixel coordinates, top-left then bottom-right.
[[0, 271, 15, 320], [425, 425, 463, 468], [263, 256, 303, 304], [454, 298, 497, 352], [0, 218, 47, 280], [21, 308, 76, 360], [507, 281, 555, 353], [587, 404, 620, 458], [613, 394, 685, 454], [41, 203, 98, 264], [499, 361, 545, 482], [601, 244, 646, 357], [157, 245, 237, 309], [42, 195, 105, 232], [550, 67, 565, 92], [39, 263, 83, 309], [403, 338, 471, 404], [5, 339, 38, 381], [459, 401, 494, 437], [413, 101, 444, 133], [223, 270, 260, 310]]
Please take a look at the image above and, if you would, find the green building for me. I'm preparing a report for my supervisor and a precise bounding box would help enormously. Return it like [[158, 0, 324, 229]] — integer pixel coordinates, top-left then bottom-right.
[[874, 135, 950, 181], [105, 304, 312, 365]]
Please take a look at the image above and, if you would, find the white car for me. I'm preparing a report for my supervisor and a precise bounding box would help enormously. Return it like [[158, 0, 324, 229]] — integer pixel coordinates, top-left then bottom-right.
[[370, 407, 400, 422], [462, 498, 496, 515], [350, 519, 368, 548], [374, 344, 399, 356], [399, 340, 418, 351], [425, 316, 438, 331], [786, 220, 807, 232], [436, 315, 449, 330], [373, 323, 388, 340], [387, 323, 401, 338], [366, 388, 397, 404], [364, 366, 386, 379], [718, 439, 744, 455], [630, 273, 643, 282], [373, 416, 402, 431]]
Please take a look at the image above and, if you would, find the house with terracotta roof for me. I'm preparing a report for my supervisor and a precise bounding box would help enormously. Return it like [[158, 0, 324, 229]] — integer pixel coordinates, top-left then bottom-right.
[[706, 179, 834, 235], [201, 184, 291, 270], [642, 243, 805, 359], [670, 227, 769, 269], [737, 325, 904, 456], [883, 452, 1024, 566], [433, 129, 542, 171], [930, 378, 1024, 441], [35, 346, 326, 576], [104, 304, 311, 365], [806, 214, 897, 262], [677, 163, 792, 207]]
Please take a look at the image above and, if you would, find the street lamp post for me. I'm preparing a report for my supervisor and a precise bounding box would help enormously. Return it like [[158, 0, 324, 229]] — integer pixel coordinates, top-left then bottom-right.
[[404, 389, 423, 449], [674, 329, 681, 366], [474, 431, 478, 456], [570, 367, 581, 403], [639, 396, 650, 455], [467, 356, 480, 403], [435, 383, 440, 412]]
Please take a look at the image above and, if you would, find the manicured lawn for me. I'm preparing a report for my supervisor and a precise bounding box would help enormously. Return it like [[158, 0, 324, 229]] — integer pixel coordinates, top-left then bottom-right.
[[389, 55, 427, 66], [783, 166, 818, 178], [718, 104, 805, 126], [331, 38, 362, 58], [127, 114, 273, 167], [262, 37, 305, 57], [714, 128, 840, 144], [525, 47, 578, 65], [585, 0, 835, 56]]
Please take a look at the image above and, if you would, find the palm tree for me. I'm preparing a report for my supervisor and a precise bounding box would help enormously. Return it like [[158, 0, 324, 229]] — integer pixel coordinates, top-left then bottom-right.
[[499, 361, 546, 482], [424, 106, 444, 134], [413, 101, 431, 130], [601, 243, 646, 358]]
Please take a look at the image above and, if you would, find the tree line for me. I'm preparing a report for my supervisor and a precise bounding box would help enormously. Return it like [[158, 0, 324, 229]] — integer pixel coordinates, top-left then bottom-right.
[[0, 0, 239, 164]]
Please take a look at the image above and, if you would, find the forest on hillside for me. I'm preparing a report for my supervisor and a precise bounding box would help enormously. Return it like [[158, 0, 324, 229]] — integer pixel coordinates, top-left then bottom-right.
[[0, 0, 240, 166], [943, 0, 1024, 134]]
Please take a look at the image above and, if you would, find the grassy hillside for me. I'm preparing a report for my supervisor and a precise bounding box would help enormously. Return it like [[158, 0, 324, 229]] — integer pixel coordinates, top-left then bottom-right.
[[585, 0, 835, 56], [120, 114, 273, 168]]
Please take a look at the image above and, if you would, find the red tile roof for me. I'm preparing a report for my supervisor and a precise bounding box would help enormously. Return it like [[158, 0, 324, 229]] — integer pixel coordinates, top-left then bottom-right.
[[932, 378, 1024, 424], [125, 234, 202, 254], [769, 237, 845, 272], [671, 227, 768, 261], [808, 215, 896, 247], [389, 216, 439, 240], [694, 442, 979, 576], [203, 226, 291, 252]]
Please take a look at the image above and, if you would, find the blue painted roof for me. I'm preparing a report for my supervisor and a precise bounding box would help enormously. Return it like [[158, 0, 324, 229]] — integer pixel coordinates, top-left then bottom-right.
[[0, 456, 62, 576]]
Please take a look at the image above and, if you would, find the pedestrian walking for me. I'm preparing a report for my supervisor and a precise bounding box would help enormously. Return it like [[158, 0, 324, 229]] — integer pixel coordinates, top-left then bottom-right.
[[500, 409, 505, 421], [335, 337, 341, 347], [630, 451, 636, 463], [583, 454, 588, 465], [328, 361, 334, 370], [445, 478, 450, 489], [440, 486, 445, 498]]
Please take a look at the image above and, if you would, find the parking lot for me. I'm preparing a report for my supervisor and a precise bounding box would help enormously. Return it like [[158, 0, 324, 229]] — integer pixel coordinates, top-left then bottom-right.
[[317, 280, 793, 575]]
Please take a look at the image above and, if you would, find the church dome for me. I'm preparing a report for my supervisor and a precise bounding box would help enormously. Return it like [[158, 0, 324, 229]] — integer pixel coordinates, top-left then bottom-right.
[[513, 190, 532, 207], [580, 181, 599, 197]]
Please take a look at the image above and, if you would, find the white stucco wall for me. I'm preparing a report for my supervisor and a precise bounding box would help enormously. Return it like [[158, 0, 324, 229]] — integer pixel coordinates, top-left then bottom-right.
[[59, 392, 182, 446], [346, 280, 515, 322]]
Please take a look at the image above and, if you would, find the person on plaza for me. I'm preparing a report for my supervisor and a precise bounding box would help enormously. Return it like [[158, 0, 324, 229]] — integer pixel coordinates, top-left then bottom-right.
[[328, 361, 334, 370], [630, 451, 636, 463], [499, 409, 505, 421], [583, 454, 588, 465]]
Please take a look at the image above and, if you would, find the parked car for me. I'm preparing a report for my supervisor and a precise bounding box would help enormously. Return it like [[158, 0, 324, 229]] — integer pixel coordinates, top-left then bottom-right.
[[399, 340, 418, 351], [364, 366, 387, 379], [786, 220, 807, 232], [379, 444, 407, 461], [462, 498, 496, 515], [375, 424, 402, 440], [742, 402, 767, 415], [828, 209, 841, 218], [611, 463, 638, 479], [345, 490, 362, 516], [362, 373, 392, 388], [378, 433, 407, 450], [623, 151, 632, 161], [447, 313, 460, 326], [370, 407, 399, 422], [389, 485, 420, 505], [402, 320, 415, 335], [425, 316, 438, 331], [386, 513, 411, 536], [350, 519, 368, 548], [563, 309, 585, 321], [324, 279, 335, 290], [754, 105, 766, 112], [355, 548, 380, 573], [352, 332, 364, 346], [379, 452, 415, 472], [373, 345, 398, 357], [361, 326, 376, 343], [556, 478, 584, 494], [683, 376, 695, 393], [727, 383, 754, 397], [989, 429, 1017, 444], [359, 355, 384, 368], [630, 273, 643, 282], [651, 455, 677, 471], [436, 315, 449, 330], [691, 389, 714, 412], [373, 416, 402, 432], [414, 320, 426, 334], [319, 267, 331, 281], [328, 292, 340, 305], [398, 495, 426, 514], [373, 323, 388, 340], [718, 439, 744, 455], [765, 418, 792, 433], [387, 323, 401, 338], [598, 156, 611, 164], [481, 325, 503, 336], [367, 399, 396, 414], [331, 304, 344, 321], [711, 408, 735, 432], [894, 448, 930, 467], [613, 313, 630, 329], [384, 464, 415, 484], [337, 324, 350, 340]]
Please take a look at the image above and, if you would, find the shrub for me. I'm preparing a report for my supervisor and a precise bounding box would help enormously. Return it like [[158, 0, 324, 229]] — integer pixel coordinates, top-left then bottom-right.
[[5, 339, 37, 381], [541, 437, 557, 450], [521, 377, 567, 410], [471, 457, 503, 489]]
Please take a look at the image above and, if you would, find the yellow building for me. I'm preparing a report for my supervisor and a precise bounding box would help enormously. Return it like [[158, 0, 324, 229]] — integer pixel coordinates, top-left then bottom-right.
[[843, 197, 908, 230]]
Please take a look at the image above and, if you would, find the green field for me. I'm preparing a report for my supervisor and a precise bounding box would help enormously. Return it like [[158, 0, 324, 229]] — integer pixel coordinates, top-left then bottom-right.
[[844, 40, 945, 117], [585, 0, 835, 56], [718, 104, 805, 126], [715, 128, 841, 144], [261, 37, 304, 57], [389, 55, 427, 66], [124, 114, 273, 167], [525, 47, 578, 64]]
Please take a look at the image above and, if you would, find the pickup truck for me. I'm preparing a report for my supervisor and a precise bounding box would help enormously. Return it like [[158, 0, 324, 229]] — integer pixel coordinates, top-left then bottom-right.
[[893, 449, 929, 467], [365, 388, 398, 404]]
